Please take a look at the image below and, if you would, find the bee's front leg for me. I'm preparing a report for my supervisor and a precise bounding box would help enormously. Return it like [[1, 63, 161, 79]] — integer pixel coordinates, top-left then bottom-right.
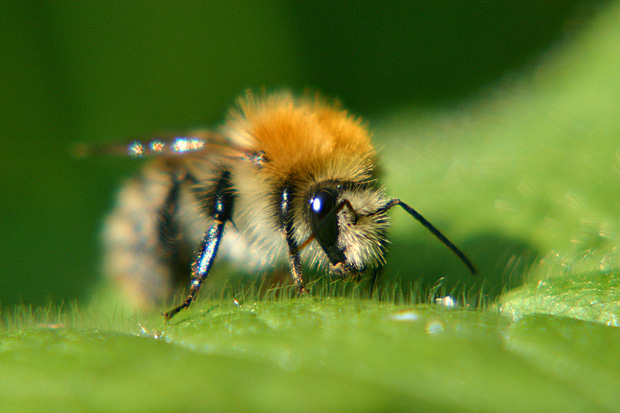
[[279, 185, 306, 294]]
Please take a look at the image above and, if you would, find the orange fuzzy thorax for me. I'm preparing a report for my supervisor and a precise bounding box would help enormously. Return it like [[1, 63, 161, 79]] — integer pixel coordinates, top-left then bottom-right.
[[226, 92, 376, 184]]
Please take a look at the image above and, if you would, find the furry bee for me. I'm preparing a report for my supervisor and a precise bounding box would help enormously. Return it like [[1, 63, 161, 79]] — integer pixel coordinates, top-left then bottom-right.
[[98, 91, 475, 320]]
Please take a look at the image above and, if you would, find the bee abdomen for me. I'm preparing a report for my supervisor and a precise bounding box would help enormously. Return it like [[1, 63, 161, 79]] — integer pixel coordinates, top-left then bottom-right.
[[102, 164, 184, 308]]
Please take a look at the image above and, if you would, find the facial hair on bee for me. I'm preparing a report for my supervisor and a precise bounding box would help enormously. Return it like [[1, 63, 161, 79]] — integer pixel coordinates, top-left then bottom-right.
[[96, 91, 476, 321]]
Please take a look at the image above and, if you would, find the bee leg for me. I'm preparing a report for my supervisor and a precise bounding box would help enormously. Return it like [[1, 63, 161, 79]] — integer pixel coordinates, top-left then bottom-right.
[[280, 185, 306, 294], [286, 241, 306, 294], [162, 221, 226, 320], [158, 169, 205, 287], [163, 170, 234, 321], [157, 171, 185, 261]]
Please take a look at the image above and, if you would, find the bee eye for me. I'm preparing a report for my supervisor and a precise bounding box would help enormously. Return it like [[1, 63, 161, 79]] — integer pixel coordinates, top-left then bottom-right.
[[309, 189, 339, 247]]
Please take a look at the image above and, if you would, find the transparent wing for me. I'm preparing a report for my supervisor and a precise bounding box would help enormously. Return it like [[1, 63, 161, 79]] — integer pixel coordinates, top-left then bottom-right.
[[73, 130, 244, 160]]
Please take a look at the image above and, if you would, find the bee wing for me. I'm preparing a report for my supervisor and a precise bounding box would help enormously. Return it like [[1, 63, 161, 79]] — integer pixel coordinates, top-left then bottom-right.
[[72, 130, 246, 161]]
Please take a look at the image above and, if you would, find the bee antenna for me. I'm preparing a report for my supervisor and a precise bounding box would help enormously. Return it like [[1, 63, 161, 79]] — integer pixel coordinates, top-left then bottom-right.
[[384, 199, 476, 275]]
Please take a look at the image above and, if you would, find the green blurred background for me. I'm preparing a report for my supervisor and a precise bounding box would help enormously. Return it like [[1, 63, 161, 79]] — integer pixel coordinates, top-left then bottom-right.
[[0, 1, 605, 309]]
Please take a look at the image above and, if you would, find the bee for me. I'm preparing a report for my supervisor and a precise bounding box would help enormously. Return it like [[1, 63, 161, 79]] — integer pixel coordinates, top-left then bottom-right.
[[96, 91, 475, 320]]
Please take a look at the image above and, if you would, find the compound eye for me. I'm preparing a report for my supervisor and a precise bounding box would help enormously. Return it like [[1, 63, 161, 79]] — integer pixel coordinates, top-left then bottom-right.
[[309, 189, 339, 248]]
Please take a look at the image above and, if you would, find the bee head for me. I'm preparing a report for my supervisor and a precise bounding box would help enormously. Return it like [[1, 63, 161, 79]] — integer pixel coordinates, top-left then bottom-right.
[[303, 182, 390, 278]]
